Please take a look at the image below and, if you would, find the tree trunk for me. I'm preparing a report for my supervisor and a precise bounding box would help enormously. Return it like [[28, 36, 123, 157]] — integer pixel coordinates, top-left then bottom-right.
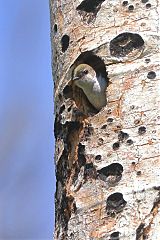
[[50, 0, 160, 239]]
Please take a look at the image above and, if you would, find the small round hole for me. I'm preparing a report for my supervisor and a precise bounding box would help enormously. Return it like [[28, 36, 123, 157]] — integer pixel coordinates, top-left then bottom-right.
[[122, 1, 128, 6], [101, 124, 107, 129], [147, 71, 156, 79], [95, 155, 101, 160], [126, 139, 133, 145], [113, 142, 120, 150], [145, 58, 150, 63], [138, 126, 146, 135], [128, 5, 134, 11], [146, 3, 151, 8], [137, 171, 141, 176], [107, 117, 114, 123]]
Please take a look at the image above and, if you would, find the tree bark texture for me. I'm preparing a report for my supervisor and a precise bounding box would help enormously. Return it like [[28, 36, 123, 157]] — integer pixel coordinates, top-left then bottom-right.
[[50, 0, 160, 239]]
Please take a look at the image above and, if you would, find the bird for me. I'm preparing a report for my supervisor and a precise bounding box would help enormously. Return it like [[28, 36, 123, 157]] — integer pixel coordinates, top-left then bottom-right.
[[72, 64, 107, 110]]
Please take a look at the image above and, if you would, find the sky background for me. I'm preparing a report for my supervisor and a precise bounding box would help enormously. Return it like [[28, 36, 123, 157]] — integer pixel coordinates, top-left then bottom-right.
[[0, 0, 55, 239]]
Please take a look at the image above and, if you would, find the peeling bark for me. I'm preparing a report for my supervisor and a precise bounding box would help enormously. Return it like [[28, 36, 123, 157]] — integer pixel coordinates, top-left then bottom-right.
[[50, 0, 160, 239]]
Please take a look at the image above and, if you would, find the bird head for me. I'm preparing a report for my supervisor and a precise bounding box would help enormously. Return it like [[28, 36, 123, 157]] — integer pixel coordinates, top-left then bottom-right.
[[72, 64, 96, 89]]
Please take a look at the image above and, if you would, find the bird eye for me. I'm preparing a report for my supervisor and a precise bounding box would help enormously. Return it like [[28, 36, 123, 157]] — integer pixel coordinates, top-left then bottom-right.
[[83, 69, 88, 74]]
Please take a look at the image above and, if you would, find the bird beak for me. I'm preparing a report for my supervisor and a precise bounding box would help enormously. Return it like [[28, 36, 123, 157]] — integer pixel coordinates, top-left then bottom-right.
[[73, 77, 79, 81]]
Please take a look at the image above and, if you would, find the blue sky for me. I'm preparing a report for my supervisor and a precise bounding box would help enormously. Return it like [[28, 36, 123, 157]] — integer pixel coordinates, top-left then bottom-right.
[[0, 1, 55, 239]]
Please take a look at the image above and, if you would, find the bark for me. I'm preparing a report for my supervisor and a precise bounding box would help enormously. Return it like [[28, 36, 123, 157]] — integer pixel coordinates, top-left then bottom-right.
[[50, 0, 160, 239]]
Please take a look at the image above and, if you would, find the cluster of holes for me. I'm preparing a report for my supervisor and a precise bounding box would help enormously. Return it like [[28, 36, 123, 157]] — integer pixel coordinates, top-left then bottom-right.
[[110, 32, 144, 58], [122, 0, 152, 10], [112, 130, 133, 151]]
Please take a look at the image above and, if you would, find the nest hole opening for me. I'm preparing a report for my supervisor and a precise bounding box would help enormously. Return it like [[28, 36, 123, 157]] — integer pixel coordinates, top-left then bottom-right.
[[71, 52, 108, 114]]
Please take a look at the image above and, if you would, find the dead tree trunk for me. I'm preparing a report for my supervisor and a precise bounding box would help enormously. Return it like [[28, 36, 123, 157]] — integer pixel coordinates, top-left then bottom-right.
[[50, 0, 160, 239]]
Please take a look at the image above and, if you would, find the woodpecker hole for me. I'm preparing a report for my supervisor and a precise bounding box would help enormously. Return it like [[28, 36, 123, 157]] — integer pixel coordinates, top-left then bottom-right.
[[82, 124, 94, 141], [67, 106, 72, 112], [76, 0, 105, 23], [110, 231, 120, 240], [98, 163, 123, 183], [61, 34, 70, 52], [54, 114, 62, 139], [95, 155, 101, 161], [110, 32, 144, 58], [118, 131, 129, 142], [63, 85, 73, 99], [126, 139, 133, 145], [113, 142, 120, 150], [107, 117, 114, 123], [84, 162, 97, 179], [122, 1, 128, 6], [74, 52, 108, 81], [106, 192, 127, 212], [101, 124, 107, 129], [138, 126, 146, 135], [137, 171, 142, 176], [128, 5, 134, 11], [76, 0, 105, 13], [147, 71, 156, 79], [78, 143, 86, 167], [98, 138, 104, 145], [72, 52, 108, 114], [145, 58, 150, 63], [146, 3, 151, 8], [59, 104, 65, 114], [54, 24, 58, 33]]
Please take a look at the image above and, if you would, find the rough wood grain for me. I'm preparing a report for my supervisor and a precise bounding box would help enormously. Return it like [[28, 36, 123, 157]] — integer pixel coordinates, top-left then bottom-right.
[[50, 0, 160, 239]]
